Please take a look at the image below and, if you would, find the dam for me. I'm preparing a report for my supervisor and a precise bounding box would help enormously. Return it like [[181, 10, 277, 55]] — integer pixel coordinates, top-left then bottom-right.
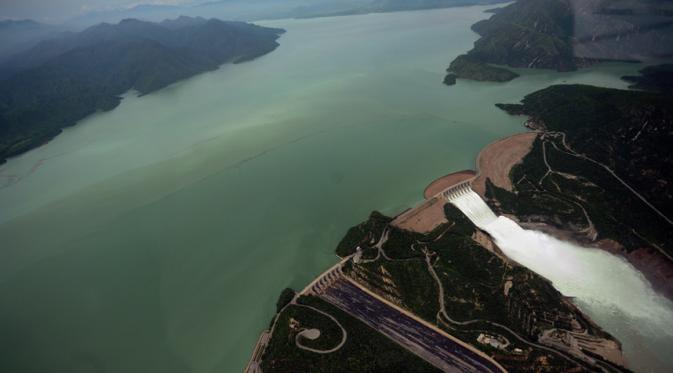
[[442, 181, 496, 229], [444, 184, 673, 372]]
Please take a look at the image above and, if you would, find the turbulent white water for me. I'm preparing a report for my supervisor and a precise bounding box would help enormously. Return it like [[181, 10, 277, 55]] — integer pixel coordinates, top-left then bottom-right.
[[449, 189, 673, 371], [448, 187, 497, 228]]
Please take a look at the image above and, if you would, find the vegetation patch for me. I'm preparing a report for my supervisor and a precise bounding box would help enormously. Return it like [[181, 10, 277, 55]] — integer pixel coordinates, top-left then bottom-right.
[[447, 54, 519, 83], [276, 288, 296, 313], [335, 211, 392, 257], [339, 207, 616, 371]]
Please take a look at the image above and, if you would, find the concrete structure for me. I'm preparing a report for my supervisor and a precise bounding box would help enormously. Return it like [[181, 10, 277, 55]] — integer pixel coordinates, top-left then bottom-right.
[[441, 180, 473, 202]]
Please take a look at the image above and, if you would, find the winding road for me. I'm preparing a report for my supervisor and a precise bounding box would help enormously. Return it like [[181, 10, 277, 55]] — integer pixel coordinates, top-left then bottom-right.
[[546, 131, 673, 261], [293, 304, 348, 354]]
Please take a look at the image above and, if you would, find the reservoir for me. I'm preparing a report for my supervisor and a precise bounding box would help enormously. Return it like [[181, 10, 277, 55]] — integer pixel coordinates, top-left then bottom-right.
[[0, 6, 646, 373]]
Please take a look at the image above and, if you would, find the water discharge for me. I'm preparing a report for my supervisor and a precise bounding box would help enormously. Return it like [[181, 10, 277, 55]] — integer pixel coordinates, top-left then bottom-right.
[[446, 185, 497, 227], [449, 188, 673, 372], [0, 7, 652, 373]]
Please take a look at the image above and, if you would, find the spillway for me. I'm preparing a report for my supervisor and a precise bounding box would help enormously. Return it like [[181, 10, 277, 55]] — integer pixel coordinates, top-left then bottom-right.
[[447, 187, 673, 372], [445, 185, 497, 229]]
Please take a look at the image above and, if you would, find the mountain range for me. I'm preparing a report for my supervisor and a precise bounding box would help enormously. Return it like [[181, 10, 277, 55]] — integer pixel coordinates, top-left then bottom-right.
[[0, 20, 69, 61], [0, 16, 284, 164], [61, 0, 510, 27]]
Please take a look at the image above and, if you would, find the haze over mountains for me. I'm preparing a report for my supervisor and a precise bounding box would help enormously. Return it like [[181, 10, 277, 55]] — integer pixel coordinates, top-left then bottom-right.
[[0, 20, 69, 61], [0, 16, 283, 163], [5, 0, 511, 27], [0, 0, 510, 61]]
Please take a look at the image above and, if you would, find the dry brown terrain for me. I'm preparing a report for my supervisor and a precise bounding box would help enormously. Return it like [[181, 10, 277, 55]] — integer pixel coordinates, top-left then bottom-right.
[[625, 248, 673, 300], [423, 170, 476, 199], [472, 132, 537, 196], [391, 197, 447, 233]]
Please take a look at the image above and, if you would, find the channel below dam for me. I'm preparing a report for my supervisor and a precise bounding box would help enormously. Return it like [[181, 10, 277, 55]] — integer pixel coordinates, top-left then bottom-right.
[[444, 183, 673, 372]]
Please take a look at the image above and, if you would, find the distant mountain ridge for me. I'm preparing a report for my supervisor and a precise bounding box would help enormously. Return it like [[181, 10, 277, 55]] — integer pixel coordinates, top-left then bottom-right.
[[2, 1, 511, 53], [0, 19, 41, 28], [0, 20, 68, 61], [0, 16, 276, 78], [301, 0, 511, 17], [64, 0, 510, 27], [0, 17, 284, 163]]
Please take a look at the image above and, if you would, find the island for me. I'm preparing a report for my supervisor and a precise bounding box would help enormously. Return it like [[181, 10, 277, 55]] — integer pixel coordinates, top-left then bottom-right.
[[0, 16, 284, 164]]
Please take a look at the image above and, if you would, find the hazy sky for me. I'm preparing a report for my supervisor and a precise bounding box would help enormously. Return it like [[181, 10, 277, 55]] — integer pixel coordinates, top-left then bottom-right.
[[0, 0, 195, 22]]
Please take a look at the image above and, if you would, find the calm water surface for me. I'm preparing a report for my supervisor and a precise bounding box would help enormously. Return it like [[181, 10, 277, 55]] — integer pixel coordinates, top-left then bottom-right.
[[0, 6, 644, 373]]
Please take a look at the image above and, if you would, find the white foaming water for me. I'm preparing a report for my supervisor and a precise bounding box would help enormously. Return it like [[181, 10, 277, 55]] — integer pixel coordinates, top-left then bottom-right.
[[448, 189, 673, 371], [448, 188, 498, 228]]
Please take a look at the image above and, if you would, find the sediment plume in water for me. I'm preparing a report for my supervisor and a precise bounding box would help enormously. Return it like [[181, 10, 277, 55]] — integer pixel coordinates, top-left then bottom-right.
[[449, 189, 673, 371]]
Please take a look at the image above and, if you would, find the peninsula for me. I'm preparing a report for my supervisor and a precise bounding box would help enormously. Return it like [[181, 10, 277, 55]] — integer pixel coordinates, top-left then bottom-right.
[[445, 0, 673, 84], [249, 169, 630, 372], [249, 63, 673, 373]]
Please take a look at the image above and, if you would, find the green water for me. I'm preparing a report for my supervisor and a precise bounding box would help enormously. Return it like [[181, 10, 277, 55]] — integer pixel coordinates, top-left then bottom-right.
[[0, 6, 641, 373]]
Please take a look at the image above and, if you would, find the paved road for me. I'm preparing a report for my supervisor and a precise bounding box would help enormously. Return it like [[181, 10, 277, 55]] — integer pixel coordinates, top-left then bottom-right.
[[320, 277, 505, 373]]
